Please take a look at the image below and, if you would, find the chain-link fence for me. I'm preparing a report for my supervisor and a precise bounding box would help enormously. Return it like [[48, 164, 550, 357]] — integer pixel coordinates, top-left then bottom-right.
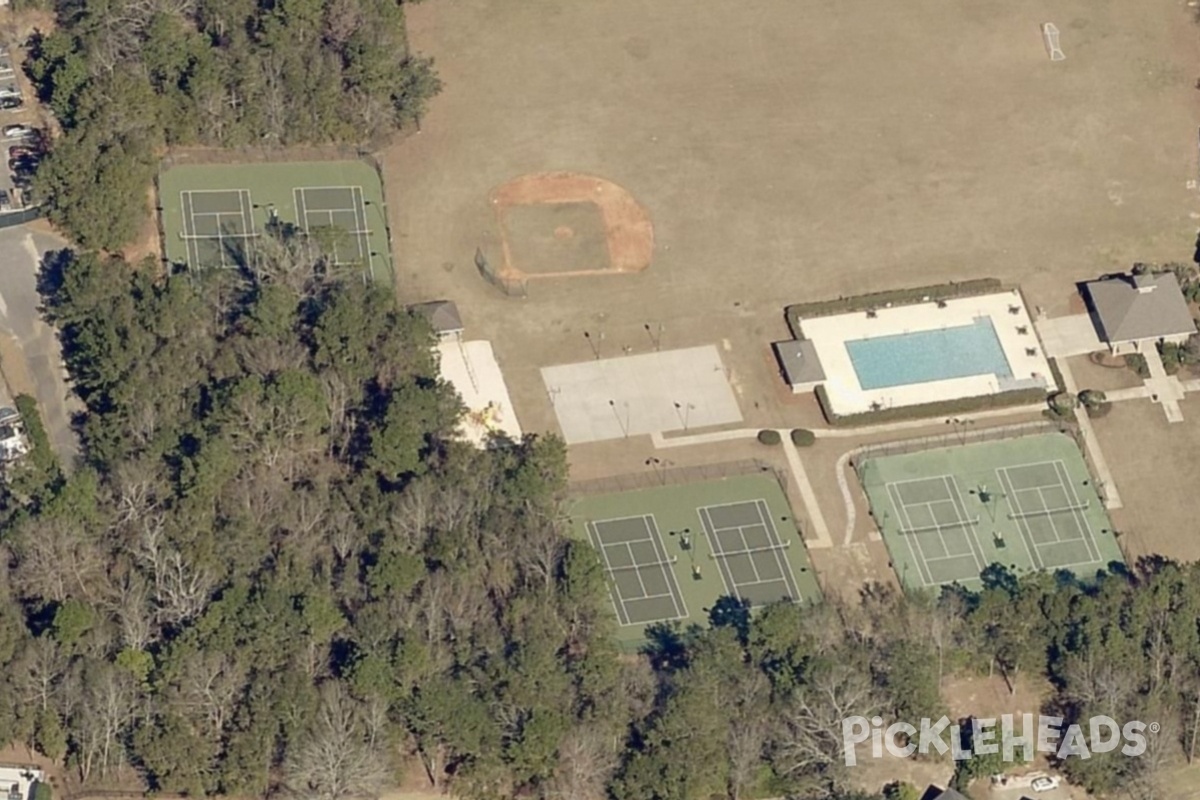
[[570, 458, 785, 496]]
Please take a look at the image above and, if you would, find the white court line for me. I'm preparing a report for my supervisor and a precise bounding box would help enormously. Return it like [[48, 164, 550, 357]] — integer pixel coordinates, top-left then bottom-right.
[[996, 466, 1046, 571], [755, 499, 802, 599], [947, 475, 997, 572], [587, 521, 628, 626], [1054, 460, 1102, 563], [1001, 460, 1102, 567], [645, 515, 688, 619], [888, 481, 933, 587]]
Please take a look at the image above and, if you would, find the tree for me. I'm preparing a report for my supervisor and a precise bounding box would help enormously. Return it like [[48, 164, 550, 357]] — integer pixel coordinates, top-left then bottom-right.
[[283, 684, 390, 800]]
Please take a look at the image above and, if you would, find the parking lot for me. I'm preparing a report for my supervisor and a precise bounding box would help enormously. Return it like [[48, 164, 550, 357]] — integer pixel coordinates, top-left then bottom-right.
[[0, 42, 42, 211]]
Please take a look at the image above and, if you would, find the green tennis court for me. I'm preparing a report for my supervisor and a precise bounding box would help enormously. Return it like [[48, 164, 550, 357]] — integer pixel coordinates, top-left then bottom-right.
[[570, 473, 821, 646], [857, 433, 1124, 592], [159, 161, 393, 286]]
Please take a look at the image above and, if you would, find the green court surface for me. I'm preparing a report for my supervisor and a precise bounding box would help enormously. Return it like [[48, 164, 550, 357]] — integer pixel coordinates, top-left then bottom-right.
[[569, 474, 821, 646], [158, 161, 393, 286], [857, 433, 1124, 592]]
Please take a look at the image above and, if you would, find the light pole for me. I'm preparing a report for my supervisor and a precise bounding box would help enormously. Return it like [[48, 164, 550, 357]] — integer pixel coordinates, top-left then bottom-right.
[[609, 399, 629, 437], [644, 322, 664, 351], [645, 457, 672, 486], [584, 331, 604, 360], [946, 416, 974, 446], [674, 401, 695, 431]]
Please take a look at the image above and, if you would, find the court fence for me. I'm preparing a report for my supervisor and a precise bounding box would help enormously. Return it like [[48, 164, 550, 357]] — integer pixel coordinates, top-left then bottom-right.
[[850, 418, 1079, 472], [475, 247, 528, 298], [570, 458, 785, 497]]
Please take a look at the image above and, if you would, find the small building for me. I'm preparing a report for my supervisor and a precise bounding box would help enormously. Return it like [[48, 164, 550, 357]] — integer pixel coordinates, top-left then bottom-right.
[[1083, 271, 1195, 355], [0, 766, 44, 800], [927, 788, 969, 800], [772, 339, 826, 393], [410, 300, 464, 341], [0, 407, 28, 463]]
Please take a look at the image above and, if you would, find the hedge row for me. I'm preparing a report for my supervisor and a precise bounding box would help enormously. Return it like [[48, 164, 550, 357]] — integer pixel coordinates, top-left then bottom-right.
[[814, 384, 1049, 427], [14, 394, 57, 476], [784, 277, 1004, 337]]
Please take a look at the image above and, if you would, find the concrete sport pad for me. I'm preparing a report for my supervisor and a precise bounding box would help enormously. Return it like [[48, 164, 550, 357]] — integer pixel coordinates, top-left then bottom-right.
[[541, 345, 742, 444]]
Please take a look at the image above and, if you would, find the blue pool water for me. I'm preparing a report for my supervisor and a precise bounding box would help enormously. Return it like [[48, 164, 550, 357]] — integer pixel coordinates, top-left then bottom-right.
[[845, 318, 1013, 390]]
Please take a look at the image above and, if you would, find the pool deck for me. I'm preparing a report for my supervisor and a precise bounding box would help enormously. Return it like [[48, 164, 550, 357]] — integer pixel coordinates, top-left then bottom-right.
[[798, 291, 1052, 415]]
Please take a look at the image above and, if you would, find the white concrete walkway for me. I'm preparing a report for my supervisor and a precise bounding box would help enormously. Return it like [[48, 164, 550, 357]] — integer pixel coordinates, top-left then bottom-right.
[[1038, 313, 1104, 357], [1055, 356, 1123, 509], [1142, 347, 1184, 423]]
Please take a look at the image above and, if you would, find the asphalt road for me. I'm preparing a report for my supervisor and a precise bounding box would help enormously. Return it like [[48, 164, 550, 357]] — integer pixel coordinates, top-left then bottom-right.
[[0, 225, 81, 466]]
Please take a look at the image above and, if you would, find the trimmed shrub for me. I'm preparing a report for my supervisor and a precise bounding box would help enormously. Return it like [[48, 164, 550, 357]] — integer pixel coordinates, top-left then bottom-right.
[[814, 384, 1048, 427], [790, 428, 816, 447], [756, 429, 781, 446], [1124, 353, 1149, 379], [785, 277, 1004, 335]]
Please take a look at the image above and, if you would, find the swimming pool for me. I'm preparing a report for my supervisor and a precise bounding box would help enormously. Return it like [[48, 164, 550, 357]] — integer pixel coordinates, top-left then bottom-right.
[[845, 318, 1013, 390]]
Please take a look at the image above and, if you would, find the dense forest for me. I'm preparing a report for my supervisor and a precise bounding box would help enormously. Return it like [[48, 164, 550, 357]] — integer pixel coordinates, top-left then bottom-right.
[[0, 232, 1194, 800], [21, 0, 436, 249]]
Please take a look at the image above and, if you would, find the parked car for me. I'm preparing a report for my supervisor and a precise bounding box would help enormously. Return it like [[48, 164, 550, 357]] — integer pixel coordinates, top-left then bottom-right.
[[0, 97, 22, 111], [1030, 776, 1060, 792], [7, 146, 35, 159], [2, 125, 35, 139]]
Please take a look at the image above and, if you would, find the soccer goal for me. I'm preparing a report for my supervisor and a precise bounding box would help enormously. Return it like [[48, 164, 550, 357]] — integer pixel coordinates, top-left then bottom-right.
[[1042, 23, 1065, 61]]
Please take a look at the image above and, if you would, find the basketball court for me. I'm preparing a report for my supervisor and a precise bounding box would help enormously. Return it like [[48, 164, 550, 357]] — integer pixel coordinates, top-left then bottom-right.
[[541, 345, 742, 444]]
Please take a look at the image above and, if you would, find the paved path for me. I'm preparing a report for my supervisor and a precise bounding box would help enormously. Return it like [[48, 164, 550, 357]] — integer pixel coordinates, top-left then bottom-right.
[[1142, 346, 1184, 423], [651, 427, 834, 548], [1055, 357, 1123, 509], [780, 434, 833, 549]]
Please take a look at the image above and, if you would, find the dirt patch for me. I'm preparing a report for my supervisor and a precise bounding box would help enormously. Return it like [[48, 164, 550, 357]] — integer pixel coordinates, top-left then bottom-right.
[[489, 172, 653, 281]]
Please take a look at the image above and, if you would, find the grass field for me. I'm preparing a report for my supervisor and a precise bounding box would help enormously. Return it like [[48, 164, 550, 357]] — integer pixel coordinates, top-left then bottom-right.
[[858, 433, 1125, 591], [569, 474, 821, 646], [158, 161, 393, 286], [381, 0, 1200, 440]]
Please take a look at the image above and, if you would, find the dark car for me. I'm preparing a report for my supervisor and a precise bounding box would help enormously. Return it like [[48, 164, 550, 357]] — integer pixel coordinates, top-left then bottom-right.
[[9, 156, 36, 176], [0, 97, 22, 110]]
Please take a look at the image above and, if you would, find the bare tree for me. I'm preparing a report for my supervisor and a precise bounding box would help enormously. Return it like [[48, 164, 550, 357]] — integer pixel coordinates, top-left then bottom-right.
[[12, 516, 107, 603], [546, 724, 618, 800], [727, 671, 771, 800], [72, 661, 141, 781], [284, 684, 391, 800], [775, 661, 880, 779], [13, 636, 66, 712]]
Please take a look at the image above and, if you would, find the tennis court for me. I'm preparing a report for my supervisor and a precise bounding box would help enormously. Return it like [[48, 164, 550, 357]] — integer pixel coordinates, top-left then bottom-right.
[[158, 161, 393, 286], [294, 186, 373, 273], [699, 500, 801, 605], [587, 515, 687, 626], [180, 189, 258, 269], [884, 476, 987, 586], [570, 472, 822, 645], [858, 432, 1124, 592], [998, 460, 1101, 569]]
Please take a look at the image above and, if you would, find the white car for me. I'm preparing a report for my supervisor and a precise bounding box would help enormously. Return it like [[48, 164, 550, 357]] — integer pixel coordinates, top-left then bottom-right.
[[2, 125, 34, 139], [1030, 776, 1060, 792]]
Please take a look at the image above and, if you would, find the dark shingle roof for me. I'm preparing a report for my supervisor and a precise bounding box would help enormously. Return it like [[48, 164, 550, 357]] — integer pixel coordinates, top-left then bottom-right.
[[410, 300, 464, 335], [773, 339, 826, 386], [1084, 272, 1194, 343]]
